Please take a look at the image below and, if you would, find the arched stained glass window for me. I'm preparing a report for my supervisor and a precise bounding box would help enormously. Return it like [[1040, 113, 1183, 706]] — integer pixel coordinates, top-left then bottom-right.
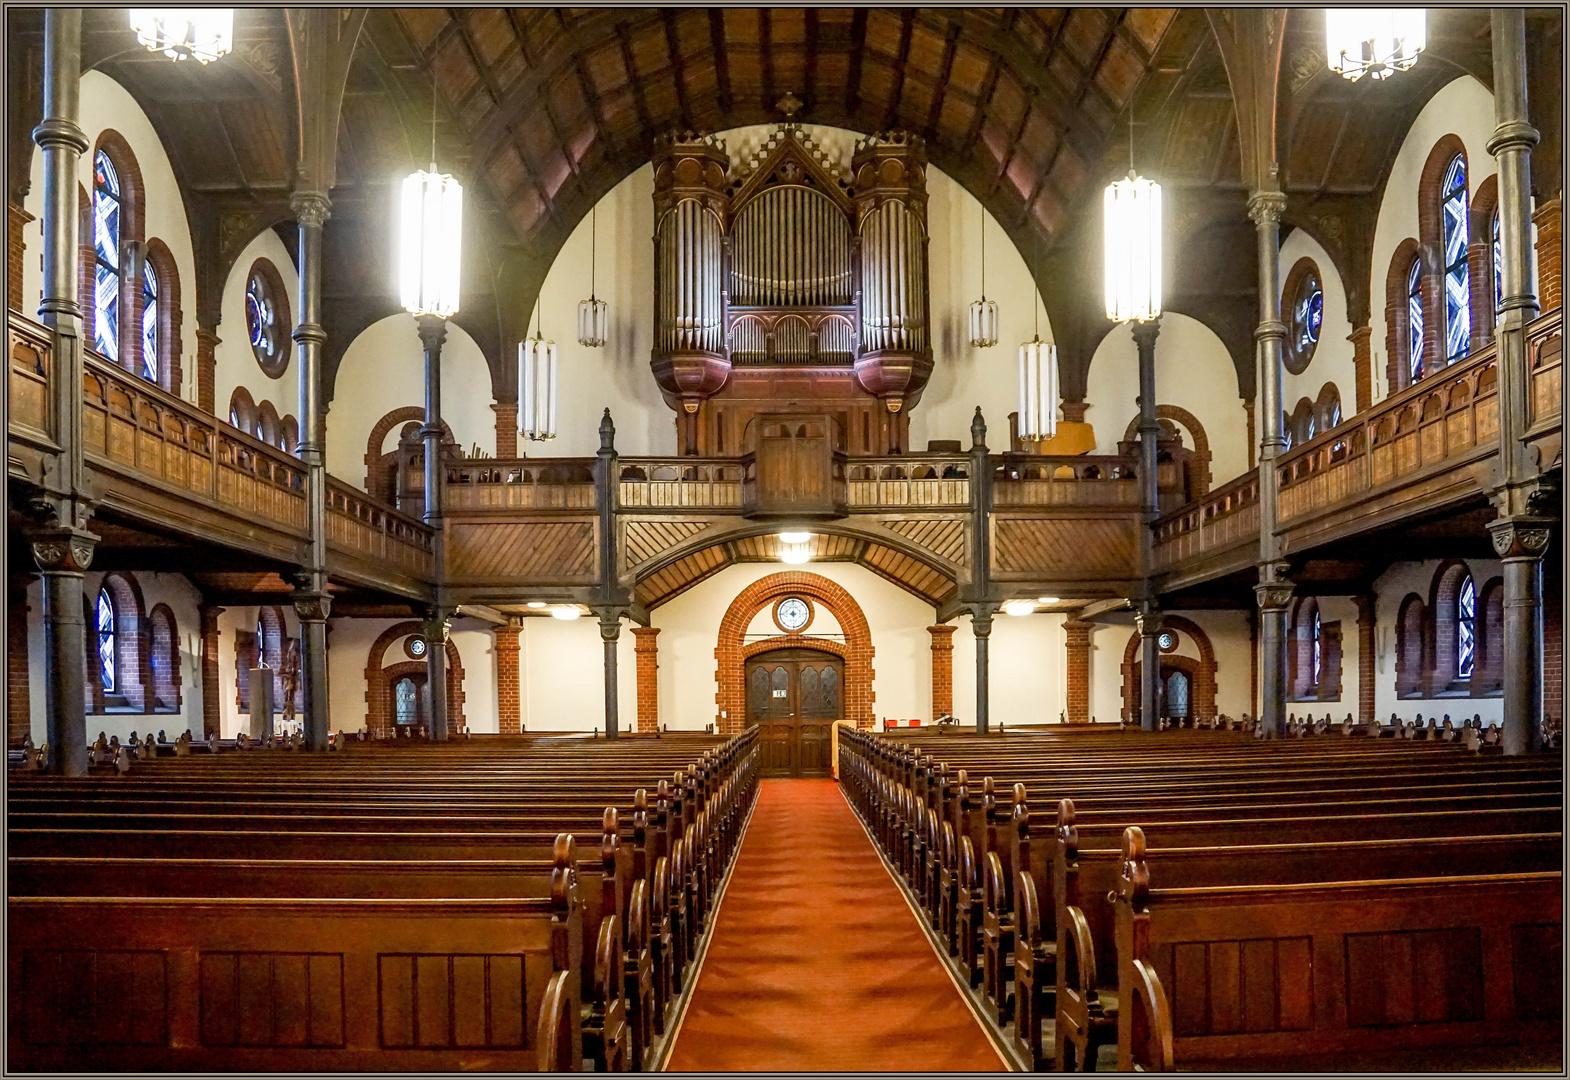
[[96, 588, 116, 692], [1492, 211, 1502, 315], [1457, 573, 1477, 679], [1311, 609, 1323, 688], [1407, 258, 1424, 382], [92, 151, 122, 361], [394, 678, 418, 725], [1165, 670, 1190, 718], [1441, 156, 1470, 363], [141, 262, 159, 383]]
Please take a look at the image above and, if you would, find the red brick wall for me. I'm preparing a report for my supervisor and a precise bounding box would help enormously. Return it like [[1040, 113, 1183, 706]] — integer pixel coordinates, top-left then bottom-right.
[[9, 577, 31, 746], [8, 202, 32, 312], [927, 625, 955, 719], [1063, 619, 1093, 723], [493, 403, 518, 459], [633, 626, 660, 732], [1543, 547, 1562, 745], [495, 624, 521, 733], [1120, 616, 1217, 721], [1534, 197, 1562, 314], [199, 605, 222, 738], [196, 327, 220, 415], [1348, 325, 1372, 414], [714, 571, 875, 733], [1355, 595, 1377, 721]]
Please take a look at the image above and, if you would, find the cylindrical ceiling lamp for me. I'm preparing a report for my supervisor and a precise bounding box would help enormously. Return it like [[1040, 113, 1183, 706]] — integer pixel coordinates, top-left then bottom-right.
[[1104, 171, 1162, 324], [518, 324, 558, 443], [1325, 9, 1426, 82], [398, 165, 464, 319], [1017, 335, 1058, 442], [578, 205, 607, 347], [968, 205, 999, 348], [128, 9, 233, 63]]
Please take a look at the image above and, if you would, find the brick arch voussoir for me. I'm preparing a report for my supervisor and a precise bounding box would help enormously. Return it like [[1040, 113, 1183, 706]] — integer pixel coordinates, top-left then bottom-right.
[[365, 406, 454, 499], [1122, 404, 1213, 495], [365, 620, 464, 736], [1119, 614, 1218, 722]]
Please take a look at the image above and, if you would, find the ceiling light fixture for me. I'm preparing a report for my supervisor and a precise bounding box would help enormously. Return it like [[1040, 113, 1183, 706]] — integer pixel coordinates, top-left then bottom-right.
[[577, 204, 607, 347], [968, 203, 999, 348], [1037, 596, 1061, 604], [1104, 97, 1162, 325], [129, 9, 233, 63], [1003, 600, 1036, 617], [398, 84, 463, 319], [551, 607, 581, 620], [780, 544, 811, 565], [1325, 9, 1426, 82], [1018, 292, 1058, 442], [525, 601, 547, 609], [519, 298, 558, 442], [778, 531, 812, 545]]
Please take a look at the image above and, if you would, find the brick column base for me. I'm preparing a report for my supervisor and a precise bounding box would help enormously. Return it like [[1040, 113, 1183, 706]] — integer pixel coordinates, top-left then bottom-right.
[[1064, 618, 1095, 723], [928, 624, 955, 720], [495, 623, 521, 733], [196, 327, 220, 415], [1534, 197, 1562, 314], [9, 576, 32, 746], [633, 626, 660, 732], [199, 605, 223, 738], [1354, 595, 1376, 722], [493, 402, 518, 459]]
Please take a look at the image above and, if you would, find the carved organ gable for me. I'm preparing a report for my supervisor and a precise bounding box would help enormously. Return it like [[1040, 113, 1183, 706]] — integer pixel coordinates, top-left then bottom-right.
[[651, 124, 934, 458]]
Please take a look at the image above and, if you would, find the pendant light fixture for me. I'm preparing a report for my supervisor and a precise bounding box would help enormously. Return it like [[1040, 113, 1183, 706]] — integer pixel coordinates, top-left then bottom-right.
[[1017, 292, 1058, 442], [577, 205, 608, 347], [398, 86, 463, 320], [1325, 9, 1426, 82], [519, 300, 558, 442], [129, 9, 233, 63], [1104, 99, 1162, 324], [968, 204, 999, 348]]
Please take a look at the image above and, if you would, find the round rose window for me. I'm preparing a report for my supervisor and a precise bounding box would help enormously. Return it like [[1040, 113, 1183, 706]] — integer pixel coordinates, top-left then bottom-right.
[[776, 597, 810, 632]]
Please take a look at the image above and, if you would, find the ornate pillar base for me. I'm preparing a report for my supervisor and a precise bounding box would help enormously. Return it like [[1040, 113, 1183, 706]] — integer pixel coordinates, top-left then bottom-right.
[[30, 527, 97, 776], [1489, 517, 1552, 754], [291, 587, 332, 750], [1135, 604, 1163, 732], [1254, 564, 1294, 740]]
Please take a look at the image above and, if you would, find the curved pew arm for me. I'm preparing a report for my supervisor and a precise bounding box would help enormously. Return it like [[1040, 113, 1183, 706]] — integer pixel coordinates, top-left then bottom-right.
[[1124, 958, 1175, 1072], [536, 970, 582, 1072]]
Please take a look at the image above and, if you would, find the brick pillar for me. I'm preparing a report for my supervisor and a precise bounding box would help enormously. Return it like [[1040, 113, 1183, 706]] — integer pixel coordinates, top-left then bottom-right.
[[928, 624, 956, 720], [196, 327, 220, 415], [9, 577, 33, 746], [1542, 545, 1562, 745], [1063, 618, 1095, 723], [1467, 238, 1496, 355], [1348, 324, 1373, 413], [8, 202, 33, 312], [633, 626, 660, 733], [1354, 594, 1376, 722], [1244, 398, 1256, 469], [1533, 197, 1562, 313], [493, 402, 518, 459], [495, 622, 521, 733], [199, 605, 222, 738]]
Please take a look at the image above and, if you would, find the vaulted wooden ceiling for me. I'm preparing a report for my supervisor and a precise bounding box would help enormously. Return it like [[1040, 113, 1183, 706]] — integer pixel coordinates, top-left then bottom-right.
[[7, 7, 1557, 404]]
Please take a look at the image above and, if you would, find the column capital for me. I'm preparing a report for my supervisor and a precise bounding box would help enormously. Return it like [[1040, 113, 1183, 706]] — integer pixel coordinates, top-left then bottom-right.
[[416, 313, 448, 352], [631, 625, 661, 645], [32, 115, 88, 155], [926, 623, 957, 641], [1489, 517, 1554, 560], [291, 590, 333, 623], [1133, 606, 1165, 637], [1254, 580, 1295, 613], [1130, 317, 1162, 348], [1246, 189, 1287, 226], [969, 604, 997, 635], [289, 190, 332, 228], [29, 527, 98, 574], [1486, 119, 1540, 158]]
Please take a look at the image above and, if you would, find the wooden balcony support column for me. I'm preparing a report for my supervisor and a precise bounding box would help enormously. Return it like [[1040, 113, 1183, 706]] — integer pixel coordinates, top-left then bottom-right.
[[1248, 186, 1289, 739]]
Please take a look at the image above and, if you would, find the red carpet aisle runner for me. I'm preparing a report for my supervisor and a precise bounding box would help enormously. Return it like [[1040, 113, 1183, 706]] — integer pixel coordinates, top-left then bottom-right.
[[664, 779, 1006, 1072]]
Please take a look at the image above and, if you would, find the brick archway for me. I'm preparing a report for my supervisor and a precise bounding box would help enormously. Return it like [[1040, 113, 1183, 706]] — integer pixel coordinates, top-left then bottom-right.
[[715, 572, 874, 733], [1122, 404, 1213, 495], [364, 407, 455, 501], [365, 620, 465, 735], [1120, 615, 1217, 722]]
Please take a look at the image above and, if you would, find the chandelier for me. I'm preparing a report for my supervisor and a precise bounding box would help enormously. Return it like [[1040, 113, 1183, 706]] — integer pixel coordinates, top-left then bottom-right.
[[578, 205, 607, 347], [1104, 170, 1162, 323], [1018, 295, 1058, 442], [128, 9, 233, 64], [398, 90, 464, 320], [519, 305, 558, 442], [1325, 9, 1426, 82], [968, 205, 998, 348]]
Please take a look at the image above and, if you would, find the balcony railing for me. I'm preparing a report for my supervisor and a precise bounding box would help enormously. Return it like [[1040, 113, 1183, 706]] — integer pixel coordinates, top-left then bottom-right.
[[1152, 471, 1260, 572], [326, 479, 435, 579], [619, 458, 744, 509], [993, 454, 1148, 508], [8, 314, 54, 447], [444, 458, 598, 512], [846, 456, 970, 508]]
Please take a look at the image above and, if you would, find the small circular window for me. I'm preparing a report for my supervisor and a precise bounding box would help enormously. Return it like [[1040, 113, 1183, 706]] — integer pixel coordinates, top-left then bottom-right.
[[405, 636, 428, 660], [245, 258, 291, 378], [775, 597, 812, 633], [1282, 257, 1323, 375], [1157, 630, 1178, 653]]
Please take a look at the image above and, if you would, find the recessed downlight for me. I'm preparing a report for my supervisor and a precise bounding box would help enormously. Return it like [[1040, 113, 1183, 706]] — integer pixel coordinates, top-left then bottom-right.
[[526, 601, 547, 609], [1037, 596, 1061, 604], [551, 607, 581, 620], [1003, 600, 1036, 617]]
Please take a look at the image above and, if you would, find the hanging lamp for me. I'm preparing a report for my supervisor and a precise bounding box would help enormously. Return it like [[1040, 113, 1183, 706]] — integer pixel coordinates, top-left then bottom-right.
[[398, 87, 463, 319], [1017, 293, 1058, 442], [1325, 9, 1426, 82], [578, 205, 608, 347], [1103, 99, 1162, 324], [519, 301, 558, 442], [968, 204, 999, 348], [129, 9, 233, 63]]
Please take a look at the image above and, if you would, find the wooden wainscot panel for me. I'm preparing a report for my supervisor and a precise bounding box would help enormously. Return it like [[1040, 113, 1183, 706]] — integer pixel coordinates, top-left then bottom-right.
[[8, 321, 52, 442], [446, 520, 598, 583], [991, 516, 1138, 580], [878, 516, 968, 568], [1530, 321, 1562, 430]]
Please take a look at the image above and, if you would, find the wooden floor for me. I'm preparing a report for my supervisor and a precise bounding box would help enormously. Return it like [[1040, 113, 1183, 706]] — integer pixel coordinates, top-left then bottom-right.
[[664, 779, 1007, 1072]]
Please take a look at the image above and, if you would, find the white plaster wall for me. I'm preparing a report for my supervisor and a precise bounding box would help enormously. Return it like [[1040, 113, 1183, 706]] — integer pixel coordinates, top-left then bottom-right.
[[215, 228, 300, 425], [1285, 595, 1362, 716], [949, 611, 1068, 727], [1368, 76, 1502, 403], [326, 313, 496, 486], [214, 602, 301, 738], [1087, 610, 1254, 725], [1278, 228, 1358, 418], [1083, 313, 1252, 485], [516, 616, 637, 733], [21, 71, 199, 403], [648, 561, 936, 730], [25, 578, 50, 740], [327, 618, 389, 734], [1372, 559, 1504, 725]]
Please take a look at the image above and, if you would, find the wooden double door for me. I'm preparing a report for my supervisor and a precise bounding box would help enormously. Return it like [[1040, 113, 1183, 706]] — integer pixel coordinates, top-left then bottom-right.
[[747, 648, 840, 778]]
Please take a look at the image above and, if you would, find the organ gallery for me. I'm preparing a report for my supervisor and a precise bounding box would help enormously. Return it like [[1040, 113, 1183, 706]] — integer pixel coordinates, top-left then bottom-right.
[[4, 5, 1564, 1073]]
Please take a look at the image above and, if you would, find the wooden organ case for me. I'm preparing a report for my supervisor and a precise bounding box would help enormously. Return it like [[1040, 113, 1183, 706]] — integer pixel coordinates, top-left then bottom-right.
[[650, 126, 933, 465]]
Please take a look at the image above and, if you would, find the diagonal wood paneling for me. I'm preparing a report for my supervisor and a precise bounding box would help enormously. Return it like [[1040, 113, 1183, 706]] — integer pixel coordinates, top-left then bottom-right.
[[621, 519, 713, 570], [992, 517, 1137, 579], [880, 516, 967, 567], [634, 543, 731, 607], [446, 521, 596, 581]]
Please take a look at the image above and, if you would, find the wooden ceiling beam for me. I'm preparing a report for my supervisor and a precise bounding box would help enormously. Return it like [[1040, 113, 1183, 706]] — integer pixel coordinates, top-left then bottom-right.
[[845, 9, 868, 121], [708, 9, 734, 117], [922, 22, 963, 144], [661, 10, 695, 130], [880, 10, 916, 132]]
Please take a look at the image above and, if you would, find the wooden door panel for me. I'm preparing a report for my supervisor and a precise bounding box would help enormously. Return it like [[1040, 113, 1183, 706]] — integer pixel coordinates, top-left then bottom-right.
[[748, 650, 843, 778]]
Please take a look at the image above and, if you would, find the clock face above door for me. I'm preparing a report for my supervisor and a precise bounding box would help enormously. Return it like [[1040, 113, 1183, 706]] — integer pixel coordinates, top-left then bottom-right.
[[775, 597, 812, 633]]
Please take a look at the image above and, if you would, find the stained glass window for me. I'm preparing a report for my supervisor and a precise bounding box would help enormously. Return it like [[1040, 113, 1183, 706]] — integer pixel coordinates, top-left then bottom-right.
[[1311, 609, 1323, 688], [1295, 275, 1323, 354], [92, 151, 121, 361], [394, 678, 418, 725], [1407, 258, 1424, 382], [1492, 212, 1502, 316], [1457, 573, 1476, 679], [141, 262, 159, 383], [96, 588, 116, 692], [1165, 670, 1189, 718], [1441, 156, 1470, 363]]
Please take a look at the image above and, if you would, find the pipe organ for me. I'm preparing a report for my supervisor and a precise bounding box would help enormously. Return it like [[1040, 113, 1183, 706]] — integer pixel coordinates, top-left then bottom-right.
[[651, 125, 932, 456]]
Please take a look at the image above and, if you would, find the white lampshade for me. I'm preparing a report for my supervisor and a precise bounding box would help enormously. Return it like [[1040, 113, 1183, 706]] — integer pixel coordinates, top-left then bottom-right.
[[129, 9, 232, 63], [1325, 9, 1426, 82], [518, 336, 558, 442], [1103, 172, 1162, 323], [578, 296, 607, 348], [1003, 600, 1036, 617], [398, 166, 463, 318], [780, 542, 811, 565], [1017, 337, 1059, 442], [968, 297, 999, 348]]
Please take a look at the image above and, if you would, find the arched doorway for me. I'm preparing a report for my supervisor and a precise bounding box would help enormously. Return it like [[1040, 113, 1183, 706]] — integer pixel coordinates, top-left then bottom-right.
[[748, 646, 840, 778]]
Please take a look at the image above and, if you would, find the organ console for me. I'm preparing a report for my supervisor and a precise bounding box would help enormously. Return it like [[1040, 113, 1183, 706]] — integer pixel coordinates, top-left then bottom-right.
[[651, 124, 933, 459]]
